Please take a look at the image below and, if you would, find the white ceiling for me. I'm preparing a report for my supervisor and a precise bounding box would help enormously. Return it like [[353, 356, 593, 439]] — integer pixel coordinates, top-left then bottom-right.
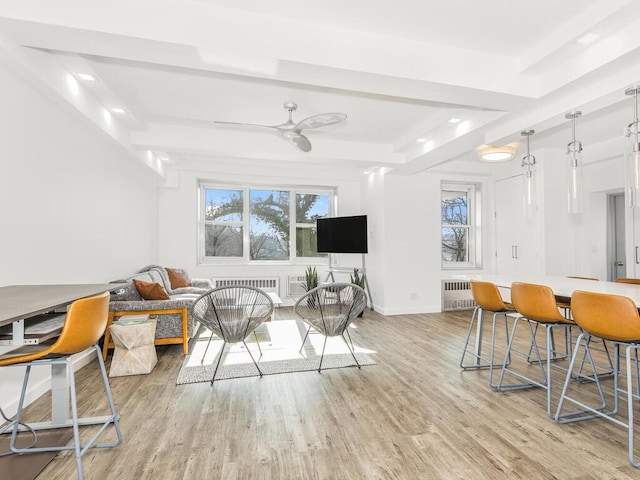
[[1, 0, 639, 179]]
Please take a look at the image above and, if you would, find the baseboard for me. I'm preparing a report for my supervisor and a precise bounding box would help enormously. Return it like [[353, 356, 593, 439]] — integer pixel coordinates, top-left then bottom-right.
[[1, 348, 96, 419], [372, 305, 442, 316]]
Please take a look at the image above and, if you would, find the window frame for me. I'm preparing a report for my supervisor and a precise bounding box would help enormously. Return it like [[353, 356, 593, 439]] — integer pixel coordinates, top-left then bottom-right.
[[198, 182, 335, 265], [441, 182, 482, 270]]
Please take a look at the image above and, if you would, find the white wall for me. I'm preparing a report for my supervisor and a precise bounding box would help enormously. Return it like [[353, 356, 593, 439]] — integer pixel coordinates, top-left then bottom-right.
[[378, 169, 493, 315], [0, 62, 160, 413], [0, 67, 159, 284], [157, 166, 362, 305], [541, 149, 625, 280], [361, 169, 386, 312]]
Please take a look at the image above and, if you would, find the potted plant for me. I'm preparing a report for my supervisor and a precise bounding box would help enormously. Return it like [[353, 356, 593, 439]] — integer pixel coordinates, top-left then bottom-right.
[[350, 268, 366, 317], [302, 266, 318, 307]]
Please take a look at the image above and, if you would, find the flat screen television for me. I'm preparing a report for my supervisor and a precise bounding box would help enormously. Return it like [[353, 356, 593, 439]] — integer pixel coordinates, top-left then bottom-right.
[[316, 215, 368, 254]]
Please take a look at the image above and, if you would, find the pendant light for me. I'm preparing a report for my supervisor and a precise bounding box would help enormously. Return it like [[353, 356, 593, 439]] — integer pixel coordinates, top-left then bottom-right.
[[565, 111, 583, 214], [625, 87, 640, 208], [521, 130, 536, 218]]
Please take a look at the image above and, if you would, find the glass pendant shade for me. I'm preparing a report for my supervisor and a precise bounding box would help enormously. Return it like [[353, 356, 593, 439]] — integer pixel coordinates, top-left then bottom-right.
[[523, 165, 536, 217], [626, 87, 640, 208], [566, 112, 583, 214], [566, 152, 583, 213], [521, 130, 536, 218]]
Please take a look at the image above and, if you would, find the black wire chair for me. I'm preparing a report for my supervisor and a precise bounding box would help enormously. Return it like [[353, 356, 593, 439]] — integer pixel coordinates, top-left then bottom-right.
[[191, 286, 274, 384], [294, 283, 366, 372]]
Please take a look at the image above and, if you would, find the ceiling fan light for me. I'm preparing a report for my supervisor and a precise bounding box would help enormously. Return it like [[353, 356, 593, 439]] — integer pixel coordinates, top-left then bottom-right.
[[479, 145, 516, 162]]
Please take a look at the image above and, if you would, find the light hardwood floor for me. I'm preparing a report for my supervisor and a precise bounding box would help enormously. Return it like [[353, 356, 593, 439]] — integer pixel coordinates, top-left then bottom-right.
[[19, 308, 640, 479]]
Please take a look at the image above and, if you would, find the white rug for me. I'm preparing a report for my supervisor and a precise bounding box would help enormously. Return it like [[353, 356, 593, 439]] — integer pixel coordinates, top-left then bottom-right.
[[176, 319, 376, 385]]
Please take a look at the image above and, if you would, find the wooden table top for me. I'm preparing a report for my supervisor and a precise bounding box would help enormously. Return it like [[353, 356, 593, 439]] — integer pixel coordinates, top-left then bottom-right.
[[0, 284, 125, 327]]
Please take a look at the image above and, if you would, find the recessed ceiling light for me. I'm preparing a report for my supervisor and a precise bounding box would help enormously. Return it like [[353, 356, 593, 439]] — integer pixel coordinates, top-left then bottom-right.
[[417, 138, 428, 143], [577, 33, 600, 45], [111, 107, 126, 114], [77, 73, 96, 81], [448, 118, 462, 124]]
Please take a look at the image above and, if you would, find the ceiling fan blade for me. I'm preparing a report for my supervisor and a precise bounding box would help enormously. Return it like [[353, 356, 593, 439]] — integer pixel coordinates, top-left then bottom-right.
[[291, 134, 312, 152], [295, 112, 347, 131], [213, 120, 278, 131]]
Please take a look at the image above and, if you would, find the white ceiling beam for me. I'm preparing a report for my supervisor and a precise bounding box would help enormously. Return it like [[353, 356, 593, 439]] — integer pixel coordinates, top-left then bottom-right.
[[516, 0, 633, 74], [390, 132, 486, 176], [0, 1, 540, 97], [0, 28, 164, 176], [483, 56, 640, 146], [535, 16, 640, 97], [130, 124, 405, 166]]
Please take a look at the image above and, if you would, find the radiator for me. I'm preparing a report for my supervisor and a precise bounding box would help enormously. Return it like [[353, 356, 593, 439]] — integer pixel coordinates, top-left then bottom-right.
[[213, 277, 280, 296], [287, 275, 306, 296], [442, 279, 476, 311]]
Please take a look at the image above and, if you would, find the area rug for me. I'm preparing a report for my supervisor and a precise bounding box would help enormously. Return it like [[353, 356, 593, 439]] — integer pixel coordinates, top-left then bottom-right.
[[0, 430, 73, 480], [176, 319, 376, 385]]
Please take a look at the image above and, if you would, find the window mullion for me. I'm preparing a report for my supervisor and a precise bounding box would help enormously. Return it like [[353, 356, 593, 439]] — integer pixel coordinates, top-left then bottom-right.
[[244, 187, 251, 262]]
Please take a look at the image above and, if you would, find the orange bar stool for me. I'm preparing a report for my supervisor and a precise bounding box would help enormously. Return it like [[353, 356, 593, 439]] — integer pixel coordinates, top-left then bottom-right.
[[615, 278, 640, 285], [0, 292, 122, 480], [556, 276, 613, 377], [555, 290, 640, 468], [496, 282, 576, 418], [460, 279, 516, 388]]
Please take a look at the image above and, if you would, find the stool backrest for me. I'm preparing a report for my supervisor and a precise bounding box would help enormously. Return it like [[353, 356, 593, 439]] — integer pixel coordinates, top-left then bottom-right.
[[470, 280, 510, 312], [0, 291, 110, 366], [511, 282, 568, 323], [54, 291, 110, 355], [572, 290, 640, 342]]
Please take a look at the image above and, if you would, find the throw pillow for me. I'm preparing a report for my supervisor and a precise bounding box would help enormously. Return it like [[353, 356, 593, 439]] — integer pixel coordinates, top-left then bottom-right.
[[166, 268, 190, 289], [133, 279, 170, 300]]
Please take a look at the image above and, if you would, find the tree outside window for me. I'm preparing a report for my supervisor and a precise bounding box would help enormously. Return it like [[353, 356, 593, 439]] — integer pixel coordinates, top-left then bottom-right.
[[296, 193, 329, 257], [201, 185, 332, 263], [204, 188, 243, 257], [441, 183, 480, 268]]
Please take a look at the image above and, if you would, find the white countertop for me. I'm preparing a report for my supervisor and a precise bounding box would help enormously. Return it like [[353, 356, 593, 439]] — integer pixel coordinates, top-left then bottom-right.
[[448, 273, 640, 306]]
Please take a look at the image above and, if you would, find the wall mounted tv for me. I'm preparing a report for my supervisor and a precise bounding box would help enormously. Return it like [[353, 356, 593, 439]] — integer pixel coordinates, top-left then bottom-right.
[[316, 215, 368, 254]]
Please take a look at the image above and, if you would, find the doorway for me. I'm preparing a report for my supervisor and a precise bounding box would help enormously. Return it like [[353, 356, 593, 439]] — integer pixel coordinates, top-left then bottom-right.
[[608, 193, 625, 281]]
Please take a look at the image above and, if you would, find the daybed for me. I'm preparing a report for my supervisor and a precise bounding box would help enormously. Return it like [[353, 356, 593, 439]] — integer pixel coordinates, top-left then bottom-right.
[[103, 266, 213, 360]]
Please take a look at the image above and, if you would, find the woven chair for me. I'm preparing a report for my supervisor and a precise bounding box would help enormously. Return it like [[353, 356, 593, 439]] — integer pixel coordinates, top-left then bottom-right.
[[294, 283, 366, 372], [0, 292, 122, 480], [190, 286, 274, 384]]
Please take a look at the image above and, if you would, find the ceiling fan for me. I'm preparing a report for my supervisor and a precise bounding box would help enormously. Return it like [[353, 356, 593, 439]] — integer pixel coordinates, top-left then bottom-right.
[[213, 102, 347, 152]]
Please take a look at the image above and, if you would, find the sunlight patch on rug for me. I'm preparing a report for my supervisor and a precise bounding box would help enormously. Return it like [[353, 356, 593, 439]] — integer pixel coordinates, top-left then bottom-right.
[[176, 319, 376, 385]]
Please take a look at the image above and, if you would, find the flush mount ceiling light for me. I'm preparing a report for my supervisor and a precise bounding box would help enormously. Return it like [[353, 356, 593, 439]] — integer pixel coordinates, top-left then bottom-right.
[[448, 118, 461, 124], [478, 145, 516, 162]]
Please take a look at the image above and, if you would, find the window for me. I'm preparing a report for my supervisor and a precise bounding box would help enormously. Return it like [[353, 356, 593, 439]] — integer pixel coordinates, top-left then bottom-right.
[[200, 183, 333, 263], [295, 193, 330, 258], [441, 183, 481, 268]]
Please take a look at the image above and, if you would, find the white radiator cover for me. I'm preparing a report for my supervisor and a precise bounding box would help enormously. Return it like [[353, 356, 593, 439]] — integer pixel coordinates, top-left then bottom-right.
[[442, 279, 476, 311], [213, 277, 280, 296]]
